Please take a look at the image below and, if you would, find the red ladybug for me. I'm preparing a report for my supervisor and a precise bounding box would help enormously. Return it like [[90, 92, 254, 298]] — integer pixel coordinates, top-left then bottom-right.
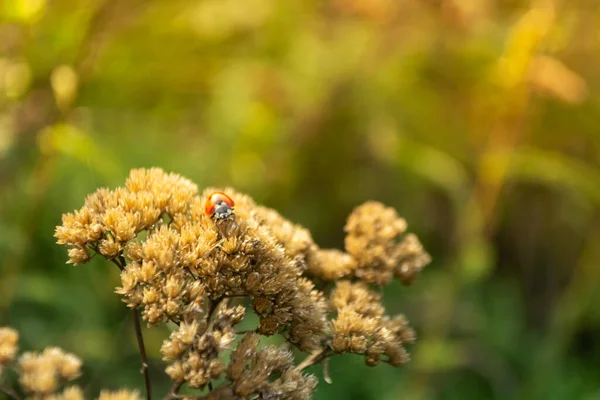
[[205, 192, 235, 220]]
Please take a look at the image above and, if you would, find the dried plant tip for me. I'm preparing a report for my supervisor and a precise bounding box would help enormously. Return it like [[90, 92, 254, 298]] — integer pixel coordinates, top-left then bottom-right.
[[99, 236, 121, 258], [227, 332, 316, 400], [393, 234, 431, 285], [0, 327, 19, 365], [345, 201, 430, 285], [307, 249, 357, 281], [162, 305, 244, 389], [46, 385, 85, 400], [56, 353, 83, 380], [67, 246, 91, 266], [97, 389, 142, 400], [330, 281, 415, 367], [18, 347, 82, 394]]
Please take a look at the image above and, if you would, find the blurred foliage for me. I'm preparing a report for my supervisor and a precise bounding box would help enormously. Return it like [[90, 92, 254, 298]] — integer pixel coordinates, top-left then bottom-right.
[[1, 0, 600, 398]]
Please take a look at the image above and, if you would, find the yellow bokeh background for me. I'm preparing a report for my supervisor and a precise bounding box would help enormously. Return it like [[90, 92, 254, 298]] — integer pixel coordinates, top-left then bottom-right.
[[1, 0, 599, 398]]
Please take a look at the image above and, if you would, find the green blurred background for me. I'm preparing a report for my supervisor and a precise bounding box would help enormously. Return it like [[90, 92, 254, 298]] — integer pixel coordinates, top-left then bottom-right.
[[1, 0, 600, 398]]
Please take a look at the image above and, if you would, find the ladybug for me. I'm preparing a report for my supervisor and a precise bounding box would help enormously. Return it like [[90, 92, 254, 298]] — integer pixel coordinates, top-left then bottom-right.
[[205, 191, 235, 221]]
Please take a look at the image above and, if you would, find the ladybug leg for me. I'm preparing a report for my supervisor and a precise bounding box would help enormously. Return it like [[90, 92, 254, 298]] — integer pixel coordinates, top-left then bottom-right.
[[227, 215, 239, 235], [215, 218, 226, 237], [217, 215, 238, 237], [214, 218, 230, 238]]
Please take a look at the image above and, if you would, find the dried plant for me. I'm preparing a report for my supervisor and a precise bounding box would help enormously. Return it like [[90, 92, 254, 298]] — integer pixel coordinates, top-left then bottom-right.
[[2, 168, 430, 399], [0, 327, 141, 400]]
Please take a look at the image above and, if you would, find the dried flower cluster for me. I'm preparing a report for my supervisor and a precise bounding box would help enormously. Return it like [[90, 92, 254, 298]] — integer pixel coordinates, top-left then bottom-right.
[[226, 332, 317, 400], [0, 326, 140, 400], [330, 281, 415, 366], [97, 390, 142, 400], [0, 327, 19, 377], [19, 347, 82, 395], [161, 304, 245, 387], [50, 168, 430, 399]]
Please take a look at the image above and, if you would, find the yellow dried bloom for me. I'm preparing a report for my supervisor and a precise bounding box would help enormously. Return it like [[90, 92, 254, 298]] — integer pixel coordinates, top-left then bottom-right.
[[124, 241, 144, 262], [56, 168, 431, 395], [162, 304, 244, 389], [330, 281, 415, 366], [253, 205, 316, 261], [55, 168, 200, 266], [47, 385, 85, 400], [345, 201, 431, 285], [392, 233, 431, 284], [99, 236, 121, 258], [42, 347, 82, 380], [67, 246, 91, 266], [165, 361, 186, 382], [227, 332, 317, 400], [0, 327, 19, 365], [97, 389, 142, 400], [18, 347, 82, 394], [102, 208, 138, 242], [331, 280, 384, 316], [19, 352, 59, 394], [307, 249, 357, 281]]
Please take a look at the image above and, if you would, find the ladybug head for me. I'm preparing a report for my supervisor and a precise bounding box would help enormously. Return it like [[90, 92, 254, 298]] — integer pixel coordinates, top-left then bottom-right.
[[205, 192, 235, 221]]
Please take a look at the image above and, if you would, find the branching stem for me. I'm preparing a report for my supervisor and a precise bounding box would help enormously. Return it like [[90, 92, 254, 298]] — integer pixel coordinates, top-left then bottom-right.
[[296, 347, 333, 371]]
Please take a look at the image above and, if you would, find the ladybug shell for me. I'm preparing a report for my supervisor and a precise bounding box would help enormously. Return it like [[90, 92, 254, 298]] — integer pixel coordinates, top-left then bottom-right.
[[205, 192, 235, 217]]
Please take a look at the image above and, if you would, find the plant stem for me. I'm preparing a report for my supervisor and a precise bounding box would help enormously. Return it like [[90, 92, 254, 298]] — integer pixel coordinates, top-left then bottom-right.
[[166, 381, 183, 399], [0, 386, 21, 400], [110, 257, 124, 271], [110, 256, 151, 400], [207, 297, 224, 318], [204, 297, 224, 393], [296, 347, 333, 371], [169, 395, 206, 400], [235, 329, 256, 335], [132, 307, 152, 400]]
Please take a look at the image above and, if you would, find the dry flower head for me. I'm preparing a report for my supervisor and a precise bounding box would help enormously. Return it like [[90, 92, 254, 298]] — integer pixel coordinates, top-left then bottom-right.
[[0, 328, 143, 400], [18, 347, 82, 395], [97, 389, 142, 400], [0, 327, 19, 366], [53, 168, 431, 398]]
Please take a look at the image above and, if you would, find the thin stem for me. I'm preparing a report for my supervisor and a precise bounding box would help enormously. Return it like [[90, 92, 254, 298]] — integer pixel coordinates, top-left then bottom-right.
[[166, 381, 183, 399], [0, 386, 21, 400], [323, 357, 332, 384], [169, 395, 206, 400], [221, 294, 246, 299], [204, 297, 224, 393], [110, 256, 151, 400], [110, 257, 124, 271], [132, 308, 152, 400], [296, 347, 333, 371], [207, 297, 224, 318], [235, 329, 257, 335]]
